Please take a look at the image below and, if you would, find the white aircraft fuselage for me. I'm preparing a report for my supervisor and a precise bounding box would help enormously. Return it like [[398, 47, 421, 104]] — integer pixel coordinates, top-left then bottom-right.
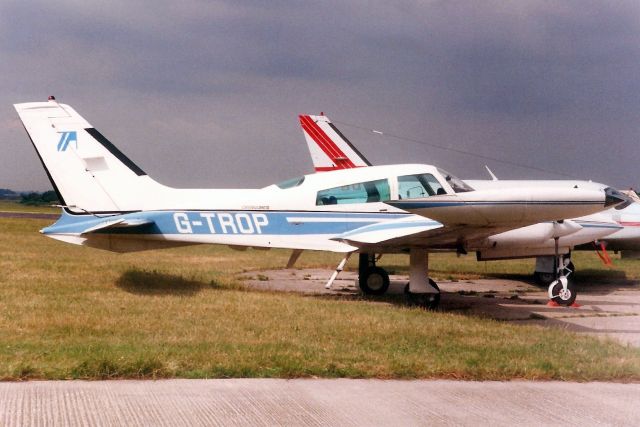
[[14, 99, 627, 307]]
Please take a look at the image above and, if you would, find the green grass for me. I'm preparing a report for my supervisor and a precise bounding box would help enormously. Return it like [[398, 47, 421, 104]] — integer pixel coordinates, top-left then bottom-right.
[[0, 200, 58, 213], [0, 217, 639, 381]]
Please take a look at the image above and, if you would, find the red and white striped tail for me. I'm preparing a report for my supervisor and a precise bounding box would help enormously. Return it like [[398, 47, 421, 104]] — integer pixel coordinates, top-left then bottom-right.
[[299, 114, 371, 172]]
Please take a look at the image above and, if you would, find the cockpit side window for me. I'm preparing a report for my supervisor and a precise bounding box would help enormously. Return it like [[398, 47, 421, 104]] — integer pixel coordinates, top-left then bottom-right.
[[398, 173, 445, 199], [316, 179, 390, 205]]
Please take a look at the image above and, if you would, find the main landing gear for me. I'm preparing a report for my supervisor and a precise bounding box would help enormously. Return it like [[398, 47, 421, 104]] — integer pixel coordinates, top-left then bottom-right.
[[357, 250, 441, 309], [404, 279, 440, 310], [358, 253, 390, 295]]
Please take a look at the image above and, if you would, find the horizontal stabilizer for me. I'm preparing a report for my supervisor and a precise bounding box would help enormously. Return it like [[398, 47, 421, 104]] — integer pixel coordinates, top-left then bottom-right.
[[332, 218, 442, 245], [81, 218, 153, 234]]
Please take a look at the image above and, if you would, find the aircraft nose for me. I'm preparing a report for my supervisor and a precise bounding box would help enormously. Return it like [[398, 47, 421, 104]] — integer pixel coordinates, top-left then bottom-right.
[[604, 187, 629, 208]]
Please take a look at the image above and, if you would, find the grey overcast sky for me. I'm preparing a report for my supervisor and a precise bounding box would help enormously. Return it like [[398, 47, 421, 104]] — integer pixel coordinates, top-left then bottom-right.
[[1, 0, 640, 191]]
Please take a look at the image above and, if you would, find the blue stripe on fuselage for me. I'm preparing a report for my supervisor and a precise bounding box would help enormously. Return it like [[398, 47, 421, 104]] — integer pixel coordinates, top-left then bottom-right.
[[389, 200, 603, 210], [42, 210, 417, 236]]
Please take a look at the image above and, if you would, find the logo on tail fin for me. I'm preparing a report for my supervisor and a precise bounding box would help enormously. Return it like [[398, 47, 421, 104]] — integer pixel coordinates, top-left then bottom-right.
[[56, 131, 77, 151]]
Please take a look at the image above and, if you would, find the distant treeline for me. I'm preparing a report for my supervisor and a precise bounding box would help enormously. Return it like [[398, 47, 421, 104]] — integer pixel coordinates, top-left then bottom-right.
[[0, 188, 20, 200], [19, 191, 59, 206], [0, 188, 59, 205]]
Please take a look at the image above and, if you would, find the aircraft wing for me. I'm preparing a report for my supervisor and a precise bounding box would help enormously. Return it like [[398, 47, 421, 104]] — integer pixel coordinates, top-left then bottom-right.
[[332, 217, 443, 245], [331, 216, 516, 250], [334, 186, 625, 250], [387, 187, 624, 228]]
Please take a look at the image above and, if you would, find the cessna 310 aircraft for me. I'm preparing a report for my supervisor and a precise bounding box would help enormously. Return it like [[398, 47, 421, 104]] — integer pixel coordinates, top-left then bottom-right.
[[299, 113, 636, 294], [14, 98, 626, 309]]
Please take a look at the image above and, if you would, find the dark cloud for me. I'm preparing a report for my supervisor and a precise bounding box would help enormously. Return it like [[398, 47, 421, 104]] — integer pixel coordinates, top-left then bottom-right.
[[1, 1, 640, 191]]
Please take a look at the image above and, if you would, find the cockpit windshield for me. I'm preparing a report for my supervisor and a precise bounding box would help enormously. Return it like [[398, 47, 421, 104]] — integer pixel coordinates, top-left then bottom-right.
[[276, 176, 305, 189], [437, 168, 474, 193]]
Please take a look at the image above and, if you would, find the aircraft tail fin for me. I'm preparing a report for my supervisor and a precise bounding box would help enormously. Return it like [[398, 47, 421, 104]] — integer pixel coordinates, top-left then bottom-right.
[[14, 97, 165, 214], [299, 114, 371, 172]]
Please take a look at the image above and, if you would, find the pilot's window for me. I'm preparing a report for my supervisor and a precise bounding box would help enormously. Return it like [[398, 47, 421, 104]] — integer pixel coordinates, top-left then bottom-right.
[[398, 173, 445, 199], [316, 179, 390, 205]]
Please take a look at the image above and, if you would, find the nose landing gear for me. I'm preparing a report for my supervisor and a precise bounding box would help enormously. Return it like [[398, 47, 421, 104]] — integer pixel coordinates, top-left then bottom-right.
[[548, 275, 577, 306], [547, 235, 578, 306]]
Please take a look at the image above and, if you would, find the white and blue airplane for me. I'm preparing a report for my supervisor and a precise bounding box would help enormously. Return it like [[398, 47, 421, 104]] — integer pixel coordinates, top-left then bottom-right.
[[299, 113, 637, 289], [14, 98, 626, 308]]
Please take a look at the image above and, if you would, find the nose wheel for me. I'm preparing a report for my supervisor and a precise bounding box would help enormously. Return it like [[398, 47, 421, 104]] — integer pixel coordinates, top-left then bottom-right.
[[548, 276, 577, 306], [546, 235, 578, 306]]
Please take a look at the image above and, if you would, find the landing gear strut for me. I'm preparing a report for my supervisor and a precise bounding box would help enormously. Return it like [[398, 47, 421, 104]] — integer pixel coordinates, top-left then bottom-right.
[[357, 250, 441, 309], [405, 248, 440, 310], [358, 253, 390, 295], [547, 237, 577, 306], [534, 255, 575, 286]]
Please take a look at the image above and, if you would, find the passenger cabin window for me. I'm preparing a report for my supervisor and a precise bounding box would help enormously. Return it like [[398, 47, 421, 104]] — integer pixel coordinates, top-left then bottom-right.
[[398, 173, 445, 199], [316, 179, 390, 205]]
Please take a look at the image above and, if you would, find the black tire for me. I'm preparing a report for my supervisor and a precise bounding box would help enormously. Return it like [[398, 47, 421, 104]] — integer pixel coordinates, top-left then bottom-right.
[[358, 266, 390, 295], [550, 279, 577, 306], [405, 279, 440, 310]]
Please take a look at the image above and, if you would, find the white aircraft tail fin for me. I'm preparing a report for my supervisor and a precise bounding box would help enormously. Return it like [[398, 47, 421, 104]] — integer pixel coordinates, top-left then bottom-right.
[[15, 97, 165, 213], [299, 114, 371, 172]]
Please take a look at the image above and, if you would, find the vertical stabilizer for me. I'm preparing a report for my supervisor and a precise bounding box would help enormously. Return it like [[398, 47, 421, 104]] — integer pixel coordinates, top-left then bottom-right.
[[299, 114, 371, 172], [15, 98, 165, 213]]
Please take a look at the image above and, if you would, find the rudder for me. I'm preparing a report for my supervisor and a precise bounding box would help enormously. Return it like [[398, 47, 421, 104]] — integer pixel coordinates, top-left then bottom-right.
[[299, 114, 371, 172], [15, 98, 163, 213]]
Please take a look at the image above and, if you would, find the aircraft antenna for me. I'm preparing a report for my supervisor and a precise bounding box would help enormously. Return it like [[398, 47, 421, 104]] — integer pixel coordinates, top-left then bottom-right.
[[333, 120, 580, 179]]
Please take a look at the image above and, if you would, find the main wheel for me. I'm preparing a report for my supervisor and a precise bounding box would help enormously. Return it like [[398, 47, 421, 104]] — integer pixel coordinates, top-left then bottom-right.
[[358, 266, 390, 295], [405, 279, 440, 310], [549, 278, 577, 306]]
